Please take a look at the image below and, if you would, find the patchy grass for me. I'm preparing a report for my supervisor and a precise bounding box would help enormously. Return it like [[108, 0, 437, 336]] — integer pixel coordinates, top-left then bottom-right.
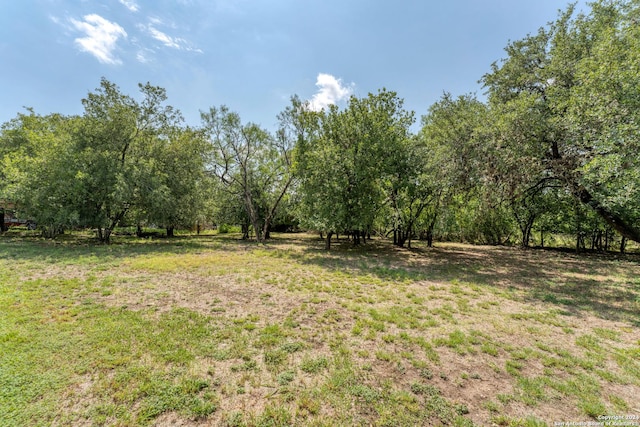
[[1, 232, 639, 426]]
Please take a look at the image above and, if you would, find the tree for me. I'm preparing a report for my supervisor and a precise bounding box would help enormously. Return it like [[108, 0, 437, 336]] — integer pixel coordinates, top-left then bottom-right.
[[383, 135, 437, 248], [201, 106, 294, 242], [0, 111, 82, 237], [419, 94, 509, 245], [209, 177, 251, 237], [481, 0, 640, 243], [143, 127, 209, 237], [74, 78, 182, 243], [295, 89, 414, 249]]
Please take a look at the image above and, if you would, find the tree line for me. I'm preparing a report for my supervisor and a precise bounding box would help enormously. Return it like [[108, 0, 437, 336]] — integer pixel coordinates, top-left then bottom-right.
[[1, 0, 639, 251]]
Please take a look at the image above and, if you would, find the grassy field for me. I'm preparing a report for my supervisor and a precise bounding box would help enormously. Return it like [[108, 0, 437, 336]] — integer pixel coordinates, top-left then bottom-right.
[[1, 232, 639, 426]]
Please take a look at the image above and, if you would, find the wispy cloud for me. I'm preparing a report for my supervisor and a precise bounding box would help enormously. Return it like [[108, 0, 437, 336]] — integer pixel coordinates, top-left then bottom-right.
[[148, 26, 182, 49], [138, 20, 202, 54], [70, 14, 127, 65], [136, 48, 153, 64], [119, 0, 139, 12], [308, 73, 354, 112]]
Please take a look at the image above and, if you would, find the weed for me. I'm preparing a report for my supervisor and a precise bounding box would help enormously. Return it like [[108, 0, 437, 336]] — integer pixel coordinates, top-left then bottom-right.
[[255, 404, 292, 427], [523, 417, 549, 427], [231, 360, 258, 372], [419, 367, 434, 380], [505, 360, 524, 376], [297, 393, 321, 416], [300, 356, 329, 374], [264, 349, 288, 369], [280, 341, 305, 353], [223, 412, 246, 427], [517, 376, 549, 405], [382, 333, 396, 343], [277, 371, 295, 386], [375, 350, 394, 362], [593, 327, 621, 341], [483, 400, 501, 413], [608, 394, 629, 411], [410, 382, 439, 396], [481, 341, 499, 356], [575, 334, 603, 352], [579, 399, 606, 419], [496, 393, 514, 404]]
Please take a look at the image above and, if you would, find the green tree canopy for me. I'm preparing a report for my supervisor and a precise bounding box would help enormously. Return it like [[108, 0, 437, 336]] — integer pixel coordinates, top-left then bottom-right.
[[482, 0, 640, 243], [294, 89, 414, 248]]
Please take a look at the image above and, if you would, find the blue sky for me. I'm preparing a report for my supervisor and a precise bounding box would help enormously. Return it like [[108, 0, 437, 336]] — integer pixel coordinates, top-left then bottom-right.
[[1, 0, 586, 130]]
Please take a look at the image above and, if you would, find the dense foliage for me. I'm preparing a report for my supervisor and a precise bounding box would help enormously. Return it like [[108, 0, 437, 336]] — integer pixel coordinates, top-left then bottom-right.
[[1, 0, 639, 250]]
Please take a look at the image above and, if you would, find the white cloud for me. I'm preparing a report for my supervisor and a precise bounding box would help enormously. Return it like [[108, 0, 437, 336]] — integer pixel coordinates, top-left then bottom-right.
[[148, 26, 182, 49], [119, 0, 139, 12], [308, 73, 354, 112], [70, 14, 127, 65], [138, 21, 203, 53], [136, 49, 151, 63]]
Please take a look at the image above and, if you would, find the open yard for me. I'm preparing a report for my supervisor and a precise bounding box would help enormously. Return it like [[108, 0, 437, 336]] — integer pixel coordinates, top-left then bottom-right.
[[1, 233, 639, 426]]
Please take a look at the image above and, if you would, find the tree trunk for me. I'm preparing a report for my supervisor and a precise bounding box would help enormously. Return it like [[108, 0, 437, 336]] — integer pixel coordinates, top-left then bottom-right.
[[620, 236, 627, 254], [396, 228, 408, 247], [0, 209, 6, 233], [515, 209, 536, 249], [262, 220, 271, 240], [41, 226, 58, 239], [353, 230, 361, 245], [103, 227, 112, 244], [250, 217, 262, 242], [325, 231, 333, 250], [242, 191, 262, 242], [521, 222, 533, 248], [592, 229, 603, 251], [576, 232, 585, 253], [426, 216, 437, 248], [262, 176, 292, 242], [136, 223, 143, 237], [99, 208, 128, 244], [166, 226, 175, 238], [578, 187, 640, 244]]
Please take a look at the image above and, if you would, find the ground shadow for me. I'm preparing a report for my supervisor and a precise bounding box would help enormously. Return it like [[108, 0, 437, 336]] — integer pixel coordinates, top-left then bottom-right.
[[278, 235, 640, 326], [2, 232, 638, 325]]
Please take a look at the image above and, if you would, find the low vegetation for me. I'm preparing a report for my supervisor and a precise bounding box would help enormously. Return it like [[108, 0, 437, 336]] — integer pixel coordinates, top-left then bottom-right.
[[1, 231, 639, 426]]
